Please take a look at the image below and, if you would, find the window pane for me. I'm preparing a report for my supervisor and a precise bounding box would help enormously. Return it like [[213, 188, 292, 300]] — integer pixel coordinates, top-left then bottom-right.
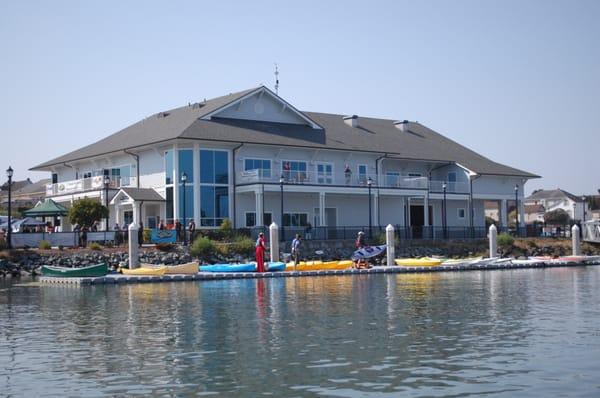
[[246, 212, 256, 227], [178, 184, 194, 221], [264, 213, 272, 226], [178, 149, 194, 183], [244, 159, 252, 170], [166, 187, 173, 221], [200, 150, 214, 184], [215, 151, 228, 184], [215, 186, 229, 218], [201, 186, 215, 219], [165, 150, 173, 184]]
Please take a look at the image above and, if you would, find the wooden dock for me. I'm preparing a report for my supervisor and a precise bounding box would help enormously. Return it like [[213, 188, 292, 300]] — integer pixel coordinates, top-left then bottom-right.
[[39, 258, 600, 286]]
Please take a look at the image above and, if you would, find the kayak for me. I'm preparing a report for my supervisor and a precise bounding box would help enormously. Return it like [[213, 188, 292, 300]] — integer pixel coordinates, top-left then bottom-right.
[[394, 258, 442, 267], [285, 260, 353, 271], [531, 256, 585, 262], [121, 266, 167, 276], [199, 262, 286, 273], [200, 263, 256, 272], [441, 257, 483, 265], [42, 263, 108, 277], [142, 262, 199, 274]]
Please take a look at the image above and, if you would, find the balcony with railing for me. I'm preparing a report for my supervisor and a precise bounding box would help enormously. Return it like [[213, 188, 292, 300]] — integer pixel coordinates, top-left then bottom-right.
[[237, 169, 468, 193], [45, 176, 136, 197]]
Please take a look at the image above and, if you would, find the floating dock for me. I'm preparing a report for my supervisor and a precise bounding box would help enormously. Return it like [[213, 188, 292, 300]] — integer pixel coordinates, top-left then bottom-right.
[[39, 258, 600, 285]]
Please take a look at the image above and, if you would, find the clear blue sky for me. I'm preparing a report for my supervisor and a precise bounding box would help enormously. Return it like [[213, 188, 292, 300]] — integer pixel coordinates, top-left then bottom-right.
[[1, 0, 598, 195]]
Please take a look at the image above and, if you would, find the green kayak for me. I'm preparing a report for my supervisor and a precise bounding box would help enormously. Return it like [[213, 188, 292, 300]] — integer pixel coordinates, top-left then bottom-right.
[[42, 263, 108, 278]]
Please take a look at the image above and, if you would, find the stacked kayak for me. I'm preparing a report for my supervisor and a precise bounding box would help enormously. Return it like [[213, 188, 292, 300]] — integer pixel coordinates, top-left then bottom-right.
[[42, 263, 108, 277], [394, 258, 442, 267], [441, 257, 483, 265], [142, 262, 199, 274], [121, 266, 167, 276], [199, 262, 286, 272], [285, 260, 353, 271]]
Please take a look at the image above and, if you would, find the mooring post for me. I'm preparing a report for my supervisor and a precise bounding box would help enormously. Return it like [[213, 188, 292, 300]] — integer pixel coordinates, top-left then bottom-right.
[[489, 224, 498, 258], [386, 224, 395, 266], [269, 222, 279, 263], [128, 222, 139, 269], [572, 224, 581, 256]]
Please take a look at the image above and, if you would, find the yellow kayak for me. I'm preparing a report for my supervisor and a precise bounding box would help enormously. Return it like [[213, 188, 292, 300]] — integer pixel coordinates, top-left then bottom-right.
[[285, 260, 353, 271], [394, 258, 442, 267], [121, 266, 168, 276], [142, 262, 198, 274]]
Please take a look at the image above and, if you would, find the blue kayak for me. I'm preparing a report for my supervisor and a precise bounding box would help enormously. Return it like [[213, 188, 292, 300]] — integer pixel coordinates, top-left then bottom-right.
[[199, 262, 286, 273]]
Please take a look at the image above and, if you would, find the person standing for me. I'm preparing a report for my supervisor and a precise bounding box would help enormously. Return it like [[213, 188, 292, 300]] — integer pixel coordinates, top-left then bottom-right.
[[188, 220, 196, 243], [175, 219, 182, 242], [356, 231, 366, 249], [138, 221, 144, 248], [304, 222, 312, 240], [255, 232, 266, 272], [291, 234, 302, 268], [344, 164, 352, 185]]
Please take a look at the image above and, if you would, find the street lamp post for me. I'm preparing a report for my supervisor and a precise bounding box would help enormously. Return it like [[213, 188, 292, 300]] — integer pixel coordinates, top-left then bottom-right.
[[367, 177, 373, 239], [514, 184, 519, 237], [280, 175, 285, 242], [104, 176, 110, 231], [181, 172, 188, 246], [6, 166, 13, 250], [442, 182, 447, 239]]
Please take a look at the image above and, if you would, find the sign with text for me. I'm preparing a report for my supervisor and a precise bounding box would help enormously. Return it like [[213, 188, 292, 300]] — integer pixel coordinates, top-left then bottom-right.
[[151, 229, 176, 244]]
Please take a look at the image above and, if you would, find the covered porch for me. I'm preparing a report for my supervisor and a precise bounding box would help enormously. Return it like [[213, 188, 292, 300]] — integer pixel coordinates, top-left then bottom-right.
[[110, 188, 166, 229]]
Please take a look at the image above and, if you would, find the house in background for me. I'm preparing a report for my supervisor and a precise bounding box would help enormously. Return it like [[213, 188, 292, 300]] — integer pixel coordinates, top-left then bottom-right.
[[30, 86, 538, 238], [524, 189, 587, 223], [524, 203, 545, 224]]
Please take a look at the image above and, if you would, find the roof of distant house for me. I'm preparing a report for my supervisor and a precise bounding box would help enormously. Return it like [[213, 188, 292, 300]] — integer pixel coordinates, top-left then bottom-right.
[[525, 204, 545, 213], [526, 188, 582, 202], [0, 178, 32, 192], [13, 179, 50, 195], [31, 86, 539, 178]]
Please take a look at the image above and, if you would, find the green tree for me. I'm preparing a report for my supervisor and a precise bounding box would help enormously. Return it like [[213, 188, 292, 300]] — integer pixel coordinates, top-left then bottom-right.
[[543, 209, 571, 225], [68, 198, 108, 229]]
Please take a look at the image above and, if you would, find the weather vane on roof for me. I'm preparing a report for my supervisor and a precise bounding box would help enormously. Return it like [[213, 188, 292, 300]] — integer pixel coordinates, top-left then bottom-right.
[[274, 63, 279, 95]]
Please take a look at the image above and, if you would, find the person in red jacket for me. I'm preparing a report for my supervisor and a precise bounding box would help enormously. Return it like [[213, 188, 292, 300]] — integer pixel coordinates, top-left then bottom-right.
[[255, 232, 266, 272]]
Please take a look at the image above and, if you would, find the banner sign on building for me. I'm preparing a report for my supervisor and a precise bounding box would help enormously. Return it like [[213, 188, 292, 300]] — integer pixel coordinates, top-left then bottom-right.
[[151, 229, 176, 244]]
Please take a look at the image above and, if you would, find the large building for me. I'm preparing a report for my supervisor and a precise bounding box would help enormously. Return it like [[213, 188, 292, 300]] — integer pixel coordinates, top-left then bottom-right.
[[524, 188, 588, 223], [31, 86, 538, 237]]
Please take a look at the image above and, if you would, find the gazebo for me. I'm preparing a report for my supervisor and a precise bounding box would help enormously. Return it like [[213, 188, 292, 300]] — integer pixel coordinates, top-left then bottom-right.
[[23, 199, 68, 218]]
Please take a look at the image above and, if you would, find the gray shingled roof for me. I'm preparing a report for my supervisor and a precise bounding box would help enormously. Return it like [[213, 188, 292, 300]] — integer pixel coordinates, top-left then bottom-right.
[[120, 188, 165, 202], [526, 189, 582, 202], [31, 86, 538, 178]]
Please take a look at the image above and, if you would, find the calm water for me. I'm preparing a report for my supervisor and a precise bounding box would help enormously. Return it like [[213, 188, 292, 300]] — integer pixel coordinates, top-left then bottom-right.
[[1, 268, 600, 397]]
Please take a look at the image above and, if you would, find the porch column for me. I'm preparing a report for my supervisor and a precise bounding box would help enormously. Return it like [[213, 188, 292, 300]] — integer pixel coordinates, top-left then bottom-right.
[[115, 203, 121, 225], [407, 197, 411, 227], [500, 199, 508, 227], [424, 193, 430, 227], [374, 191, 380, 227], [193, 143, 201, 225], [400, 197, 406, 227], [133, 201, 141, 226], [255, 190, 263, 226], [319, 192, 326, 226], [518, 200, 525, 228]]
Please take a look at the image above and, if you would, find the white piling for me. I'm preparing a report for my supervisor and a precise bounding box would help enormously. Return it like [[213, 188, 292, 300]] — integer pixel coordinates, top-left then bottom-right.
[[489, 224, 498, 258], [128, 222, 139, 269], [572, 224, 581, 256], [269, 222, 279, 263], [386, 224, 395, 266]]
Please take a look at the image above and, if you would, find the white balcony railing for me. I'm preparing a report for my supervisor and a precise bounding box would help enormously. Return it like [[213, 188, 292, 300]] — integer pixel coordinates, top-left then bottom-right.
[[46, 176, 135, 196], [237, 169, 468, 193]]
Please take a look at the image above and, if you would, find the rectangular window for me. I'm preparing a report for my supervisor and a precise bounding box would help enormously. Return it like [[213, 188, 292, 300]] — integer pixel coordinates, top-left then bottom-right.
[[178, 184, 194, 221], [316, 163, 333, 184], [166, 187, 173, 222], [386, 171, 400, 187], [283, 213, 308, 227], [357, 164, 368, 185], [165, 150, 173, 184], [447, 172, 457, 182], [200, 150, 229, 184], [245, 212, 273, 227], [83, 172, 92, 179], [124, 211, 133, 226], [52, 173, 58, 184], [408, 173, 422, 177], [458, 208, 466, 219], [178, 149, 194, 183], [244, 159, 271, 179], [282, 161, 307, 183], [199, 150, 229, 226]]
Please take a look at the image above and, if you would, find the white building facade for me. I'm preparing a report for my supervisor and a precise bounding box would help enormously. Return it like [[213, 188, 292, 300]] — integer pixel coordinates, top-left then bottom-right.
[[32, 86, 538, 238]]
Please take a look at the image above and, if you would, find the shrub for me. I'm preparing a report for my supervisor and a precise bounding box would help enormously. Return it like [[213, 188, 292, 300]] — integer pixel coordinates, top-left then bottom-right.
[[39, 240, 51, 250], [104, 241, 114, 248], [156, 243, 175, 252], [190, 237, 216, 259], [497, 232, 515, 248], [526, 240, 537, 248], [88, 242, 102, 251], [58, 245, 64, 251], [230, 236, 255, 257]]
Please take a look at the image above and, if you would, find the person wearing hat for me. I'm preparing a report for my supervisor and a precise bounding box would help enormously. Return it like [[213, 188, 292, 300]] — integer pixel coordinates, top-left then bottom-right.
[[255, 232, 267, 272], [356, 231, 366, 249]]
